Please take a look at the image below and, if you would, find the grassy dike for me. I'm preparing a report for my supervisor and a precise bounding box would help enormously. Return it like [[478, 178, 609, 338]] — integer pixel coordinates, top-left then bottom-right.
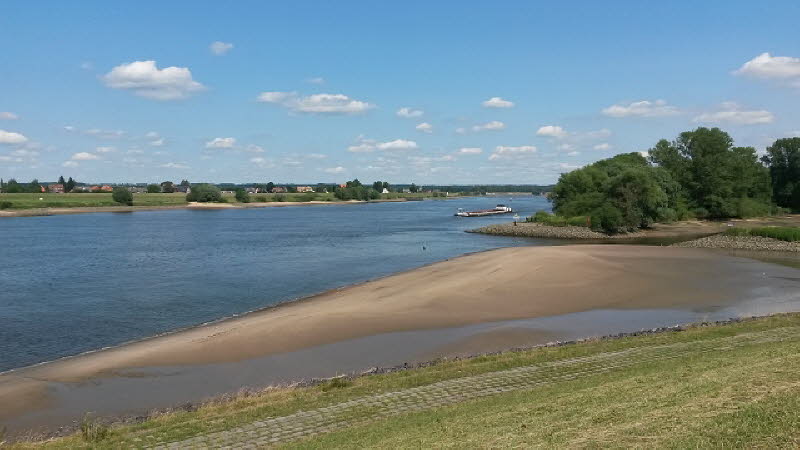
[[8, 314, 800, 448]]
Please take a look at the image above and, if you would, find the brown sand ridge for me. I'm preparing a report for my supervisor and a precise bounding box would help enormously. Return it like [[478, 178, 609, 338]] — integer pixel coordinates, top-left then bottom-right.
[[0, 245, 782, 422]]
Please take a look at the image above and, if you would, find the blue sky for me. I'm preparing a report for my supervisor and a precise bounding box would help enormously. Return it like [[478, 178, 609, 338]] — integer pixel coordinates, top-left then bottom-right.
[[1, 1, 799, 184]]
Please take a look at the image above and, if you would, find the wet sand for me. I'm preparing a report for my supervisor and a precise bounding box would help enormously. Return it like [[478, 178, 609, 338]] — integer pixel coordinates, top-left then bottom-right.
[[2, 245, 800, 433]]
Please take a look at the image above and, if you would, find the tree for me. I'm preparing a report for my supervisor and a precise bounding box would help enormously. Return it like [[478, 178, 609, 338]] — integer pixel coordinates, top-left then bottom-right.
[[649, 127, 771, 218], [66, 177, 76, 193], [409, 183, 418, 193], [234, 188, 250, 203], [58, 175, 66, 186], [112, 187, 133, 205], [179, 179, 190, 187], [266, 182, 275, 193], [346, 179, 363, 188], [186, 183, 222, 202], [147, 184, 161, 193], [30, 179, 42, 193], [5, 179, 22, 193], [762, 137, 800, 212], [372, 181, 390, 192], [160, 181, 175, 193]]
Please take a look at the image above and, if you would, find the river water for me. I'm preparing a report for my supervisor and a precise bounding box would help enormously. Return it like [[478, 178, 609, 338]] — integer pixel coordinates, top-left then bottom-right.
[[0, 196, 551, 372]]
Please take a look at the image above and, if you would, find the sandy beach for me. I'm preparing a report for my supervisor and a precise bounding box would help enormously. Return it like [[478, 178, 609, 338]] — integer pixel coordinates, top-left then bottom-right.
[[3, 244, 799, 430]]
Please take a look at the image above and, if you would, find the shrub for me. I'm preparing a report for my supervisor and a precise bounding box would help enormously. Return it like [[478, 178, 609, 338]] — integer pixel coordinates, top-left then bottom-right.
[[692, 207, 710, 220], [80, 414, 109, 442], [255, 195, 268, 202], [186, 184, 222, 203], [300, 192, 316, 202], [111, 187, 133, 206], [234, 188, 250, 203], [532, 210, 551, 223], [591, 203, 624, 234], [567, 216, 590, 227], [735, 197, 770, 218], [0, 201, 12, 209], [273, 194, 286, 202], [146, 184, 161, 193]]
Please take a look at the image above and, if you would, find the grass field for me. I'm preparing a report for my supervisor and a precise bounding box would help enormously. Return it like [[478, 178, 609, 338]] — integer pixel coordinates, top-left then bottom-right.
[[0, 193, 188, 209], [725, 226, 800, 242], [9, 314, 800, 448]]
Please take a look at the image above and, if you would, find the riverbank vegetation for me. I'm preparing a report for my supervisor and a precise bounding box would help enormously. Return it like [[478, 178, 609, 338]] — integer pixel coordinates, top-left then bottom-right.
[[9, 314, 800, 448], [724, 226, 800, 242], [550, 128, 792, 234]]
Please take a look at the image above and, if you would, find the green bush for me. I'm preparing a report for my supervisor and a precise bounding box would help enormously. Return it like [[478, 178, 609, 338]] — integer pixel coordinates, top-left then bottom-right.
[[532, 210, 551, 223], [146, 184, 161, 193], [0, 201, 12, 209], [567, 216, 589, 227], [300, 192, 316, 202], [234, 188, 250, 203], [111, 187, 133, 206], [274, 194, 286, 202], [591, 203, 624, 234], [692, 207, 710, 220], [735, 197, 770, 218], [186, 184, 222, 202]]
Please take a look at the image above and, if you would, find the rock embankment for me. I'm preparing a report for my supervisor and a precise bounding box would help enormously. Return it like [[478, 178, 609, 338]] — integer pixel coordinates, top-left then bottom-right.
[[468, 222, 609, 239], [672, 235, 800, 252]]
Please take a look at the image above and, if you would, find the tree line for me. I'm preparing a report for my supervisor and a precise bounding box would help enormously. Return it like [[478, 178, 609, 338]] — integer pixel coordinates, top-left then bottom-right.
[[551, 128, 799, 233]]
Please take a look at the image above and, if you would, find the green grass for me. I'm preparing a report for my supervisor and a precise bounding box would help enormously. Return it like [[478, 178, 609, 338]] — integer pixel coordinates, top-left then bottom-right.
[[724, 226, 800, 242], [0, 193, 187, 209], [11, 314, 800, 448]]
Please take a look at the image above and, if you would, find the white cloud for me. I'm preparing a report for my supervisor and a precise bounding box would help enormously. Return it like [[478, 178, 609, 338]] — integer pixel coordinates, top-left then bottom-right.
[[249, 157, 275, 168], [63, 126, 75, 131], [145, 131, 159, 138], [0, 112, 18, 120], [377, 139, 418, 151], [71, 152, 100, 160], [348, 143, 375, 153], [62, 160, 79, 168], [396, 107, 423, 118], [558, 162, 581, 171], [488, 145, 537, 160], [102, 60, 206, 100], [482, 97, 514, 108], [209, 41, 234, 56], [557, 143, 574, 152], [206, 137, 236, 148], [258, 92, 374, 114], [244, 144, 265, 153], [601, 100, 680, 118], [306, 77, 325, 84], [416, 122, 433, 133], [734, 52, 800, 87], [149, 138, 165, 147], [308, 153, 327, 159], [95, 146, 116, 153], [160, 162, 189, 169], [457, 147, 483, 155], [536, 125, 567, 138], [324, 166, 346, 174], [693, 102, 774, 125], [472, 120, 506, 132], [85, 128, 125, 139], [567, 151, 580, 156], [593, 143, 611, 151], [0, 130, 28, 144]]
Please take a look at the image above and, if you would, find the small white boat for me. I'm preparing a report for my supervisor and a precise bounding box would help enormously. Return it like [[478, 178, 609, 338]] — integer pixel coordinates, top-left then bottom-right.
[[455, 204, 514, 217]]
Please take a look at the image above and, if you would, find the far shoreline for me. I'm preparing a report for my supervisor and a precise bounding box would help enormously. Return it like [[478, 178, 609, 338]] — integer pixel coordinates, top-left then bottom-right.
[[0, 197, 420, 218]]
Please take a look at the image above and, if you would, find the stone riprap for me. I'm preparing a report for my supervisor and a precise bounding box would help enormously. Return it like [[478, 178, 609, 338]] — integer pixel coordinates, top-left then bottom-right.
[[673, 235, 800, 252]]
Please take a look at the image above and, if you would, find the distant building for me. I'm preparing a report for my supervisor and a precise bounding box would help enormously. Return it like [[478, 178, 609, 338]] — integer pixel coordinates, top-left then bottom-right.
[[100, 185, 113, 192], [271, 186, 287, 193], [128, 186, 146, 194], [382, 188, 390, 194], [48, 184, 65, 193], [174, 185, 191, 193], [71, 185, 89, 192], [296, 186, 314, 193]]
